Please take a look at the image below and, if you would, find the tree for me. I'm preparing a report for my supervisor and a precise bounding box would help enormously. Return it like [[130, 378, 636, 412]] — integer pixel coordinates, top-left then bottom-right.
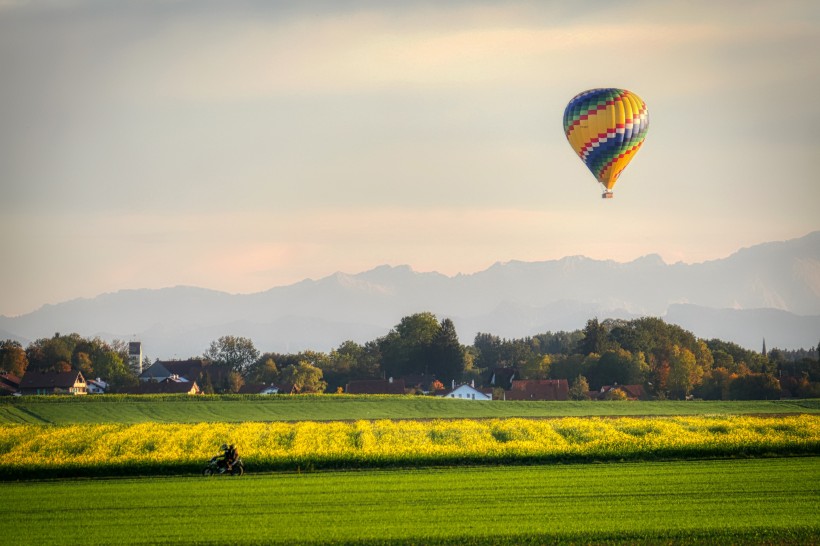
[[694, 367, 734, 400], [247, 356, 280, 384], [519, 355, 552, 380], [667, 346, 700, 399], [0, 340, 28, 376], [728, 373, 781, 400], [379, 312, 441, 378], [25, 333, 80, 373], [203, 336, 260, 374], [568, 375, 590, 400], [585, 349, 647, 389], [427, 318, 465, 383], [576, 319, 611, 356], [280, 361, 327, 394]]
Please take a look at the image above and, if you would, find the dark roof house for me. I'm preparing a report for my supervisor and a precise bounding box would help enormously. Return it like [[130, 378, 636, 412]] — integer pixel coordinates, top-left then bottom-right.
[[19, 370, 87, 395], [123, 379, 201, 395], [0, 373, 20, 395], [505, 379, 569, 401], [488, 368, 517, 390]]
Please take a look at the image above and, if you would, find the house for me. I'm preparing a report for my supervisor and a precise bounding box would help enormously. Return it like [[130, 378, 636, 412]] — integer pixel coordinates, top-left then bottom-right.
[[123, 379, 201, 395], [18, 370, 87, 395], [238, 383, 280, 395], [505, 379, 569, 401], [86, 377, 109, 394], [346, 378, 406, 395], [0, 373, 21, 395], [139, 361, 172, 383], [139, 359, 209, 383], [437, 382, 493, 401], [488, 368, 517, 390], [593, 384, 645, 401]]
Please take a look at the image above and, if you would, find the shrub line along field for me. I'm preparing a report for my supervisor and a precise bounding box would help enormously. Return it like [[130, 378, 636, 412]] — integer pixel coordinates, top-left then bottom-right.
[[2, 458, 818, 545], [1, 395, 818, 424]]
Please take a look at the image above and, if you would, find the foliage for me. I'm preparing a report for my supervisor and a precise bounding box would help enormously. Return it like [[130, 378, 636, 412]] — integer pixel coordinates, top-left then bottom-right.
[[279, 361, 326, 394], [568, 375, 590, 400], [1, 415, 817, 479], [203, 335, 260, 374], [0, 340, 27, 376]]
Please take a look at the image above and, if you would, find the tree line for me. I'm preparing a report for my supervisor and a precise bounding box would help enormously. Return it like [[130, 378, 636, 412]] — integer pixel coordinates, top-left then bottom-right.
[[2, 313, 819, 399]]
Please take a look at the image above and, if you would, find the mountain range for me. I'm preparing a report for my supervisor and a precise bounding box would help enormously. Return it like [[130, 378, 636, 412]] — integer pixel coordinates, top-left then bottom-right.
[[2, 232, 819, 359]]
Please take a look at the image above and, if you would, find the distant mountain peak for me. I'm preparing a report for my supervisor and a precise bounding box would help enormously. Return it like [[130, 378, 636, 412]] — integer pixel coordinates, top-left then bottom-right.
[[2, 232, 819, 354]]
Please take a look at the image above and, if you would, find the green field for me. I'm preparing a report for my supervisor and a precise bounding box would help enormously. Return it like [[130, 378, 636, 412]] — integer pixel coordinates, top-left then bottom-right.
[[1, 395, 817, 424], [2, 458, 818, 545]]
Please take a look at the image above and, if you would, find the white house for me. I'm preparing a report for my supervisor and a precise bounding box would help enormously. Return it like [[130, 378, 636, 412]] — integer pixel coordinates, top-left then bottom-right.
[[86, 378, 109, 394], [438, 383, 492, 401]]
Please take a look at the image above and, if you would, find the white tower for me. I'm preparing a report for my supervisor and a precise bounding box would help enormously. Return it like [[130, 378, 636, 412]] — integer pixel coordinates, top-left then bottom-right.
[[128, 341, 143, 375]]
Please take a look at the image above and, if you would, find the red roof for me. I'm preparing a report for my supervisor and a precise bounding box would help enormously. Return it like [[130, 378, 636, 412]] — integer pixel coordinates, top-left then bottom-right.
[[505, 379, 569, 401]]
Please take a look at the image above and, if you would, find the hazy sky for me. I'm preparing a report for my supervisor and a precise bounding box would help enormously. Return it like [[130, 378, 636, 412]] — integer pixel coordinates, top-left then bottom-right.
[[2, 0, 818, 317]]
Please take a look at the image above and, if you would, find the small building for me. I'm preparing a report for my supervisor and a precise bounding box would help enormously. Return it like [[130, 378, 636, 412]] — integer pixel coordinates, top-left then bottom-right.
[[0, 373, 21, 396], [123, 379, 201, 395], [593, 384, 645, 401], [346, 378, 406, 395], [18, 370, 87, 395], [488, 368, 517, 390], [437, 382, 492, 401], [139, 359, 210, 383], [505, 379, 569, 401], [139, 361, 172, 383], [86, 377, 109, 394], [238, 383, 280, 395]]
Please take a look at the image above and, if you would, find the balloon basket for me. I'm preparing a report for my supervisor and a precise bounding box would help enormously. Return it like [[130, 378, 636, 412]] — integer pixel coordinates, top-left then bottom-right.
[[602, 191, 614, 199]]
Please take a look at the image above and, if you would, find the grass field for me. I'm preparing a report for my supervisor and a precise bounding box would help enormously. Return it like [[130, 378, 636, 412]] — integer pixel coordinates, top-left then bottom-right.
[[1, 395, 818, 424], [2, 457, 817, 545]]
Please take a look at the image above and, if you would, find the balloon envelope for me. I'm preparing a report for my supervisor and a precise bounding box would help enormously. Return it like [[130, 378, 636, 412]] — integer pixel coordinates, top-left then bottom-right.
[[563, 88, 649, 196]]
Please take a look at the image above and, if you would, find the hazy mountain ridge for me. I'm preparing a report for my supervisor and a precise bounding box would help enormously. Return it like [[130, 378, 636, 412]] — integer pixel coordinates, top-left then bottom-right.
[[2, 232, 818, 357]]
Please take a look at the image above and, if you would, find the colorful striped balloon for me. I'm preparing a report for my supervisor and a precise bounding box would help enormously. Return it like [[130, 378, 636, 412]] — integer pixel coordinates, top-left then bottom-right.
[[563, 88, 649, 198]]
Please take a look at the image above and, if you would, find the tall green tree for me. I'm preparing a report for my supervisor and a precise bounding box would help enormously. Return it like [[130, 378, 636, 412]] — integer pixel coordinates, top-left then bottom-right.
[[427, 318, 465, 383], [203, 336, 260, 374], [568, 374, 590, 400], [280, 361, 327, 394], [379, 312, 441, 378], [576, 319, 611, 356]]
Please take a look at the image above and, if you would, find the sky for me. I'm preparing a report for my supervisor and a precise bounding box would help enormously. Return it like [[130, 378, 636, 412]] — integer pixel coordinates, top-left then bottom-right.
[[1, 0, 818, 317]]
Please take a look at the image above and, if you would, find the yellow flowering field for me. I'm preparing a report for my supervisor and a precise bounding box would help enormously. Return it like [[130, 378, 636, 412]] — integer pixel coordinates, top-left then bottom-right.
[[1, 415, 818, 478]]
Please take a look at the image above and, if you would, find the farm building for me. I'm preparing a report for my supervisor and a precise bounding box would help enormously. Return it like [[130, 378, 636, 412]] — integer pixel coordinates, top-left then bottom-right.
[[18, 370, 87, 395], [139, 359, 209, 383], [505, 379, 569, 401], [123, 379, 201, 395], [488, 368, 517, 390], [238, 383, 280, 395], [86, 378, 109, 394], [0, 373, 20, 395], [437, 383, 493, 400]]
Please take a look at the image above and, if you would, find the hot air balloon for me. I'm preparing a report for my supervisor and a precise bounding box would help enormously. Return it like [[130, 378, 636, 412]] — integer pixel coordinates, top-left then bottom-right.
[[563, 88, 649, 198]]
